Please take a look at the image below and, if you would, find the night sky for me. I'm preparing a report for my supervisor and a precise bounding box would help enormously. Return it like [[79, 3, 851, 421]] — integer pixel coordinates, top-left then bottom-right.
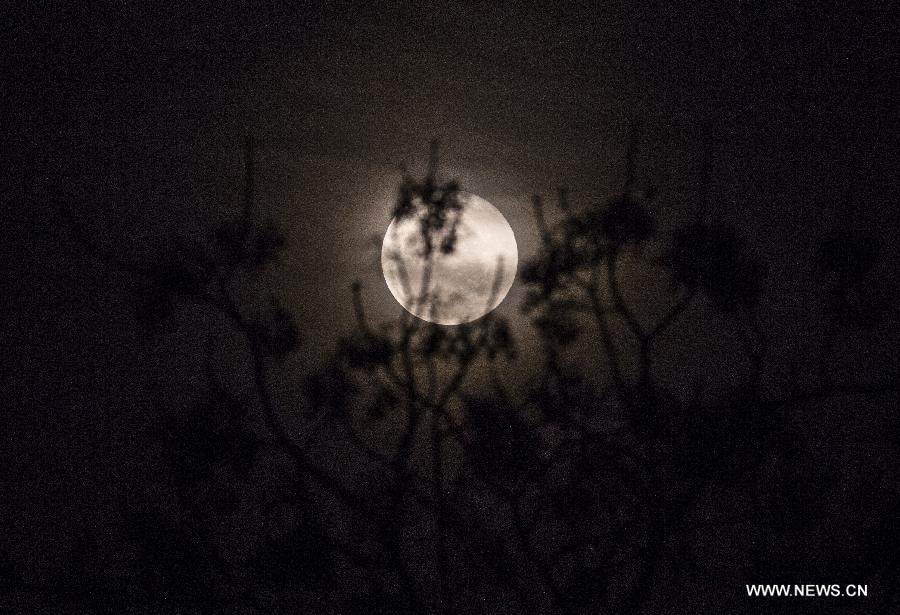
[[4, 2, 899, 613]]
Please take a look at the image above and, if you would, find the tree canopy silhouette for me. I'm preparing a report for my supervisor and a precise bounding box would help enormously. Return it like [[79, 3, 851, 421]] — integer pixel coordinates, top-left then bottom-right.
[[32, 134, 900, 614]]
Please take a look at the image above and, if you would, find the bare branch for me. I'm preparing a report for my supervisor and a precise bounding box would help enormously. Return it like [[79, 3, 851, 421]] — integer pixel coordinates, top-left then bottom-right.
[[606, 249, 645, 339]]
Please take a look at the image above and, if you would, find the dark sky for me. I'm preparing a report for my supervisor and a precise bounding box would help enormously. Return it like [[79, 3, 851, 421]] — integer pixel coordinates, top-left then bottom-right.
[[3, 0, 898, 599], [10, 1, 896, 345], [8, 0, 897, 400]]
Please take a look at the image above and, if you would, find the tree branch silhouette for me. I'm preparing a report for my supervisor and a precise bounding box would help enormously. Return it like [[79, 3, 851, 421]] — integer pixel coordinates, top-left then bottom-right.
[[59, 134, 900, 613]]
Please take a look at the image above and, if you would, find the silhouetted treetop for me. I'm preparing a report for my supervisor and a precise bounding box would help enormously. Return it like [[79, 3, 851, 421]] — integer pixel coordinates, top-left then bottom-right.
[[664, 220, 767, 314]]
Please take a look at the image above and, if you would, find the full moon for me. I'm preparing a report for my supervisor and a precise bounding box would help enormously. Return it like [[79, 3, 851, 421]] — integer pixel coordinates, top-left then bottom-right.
[[381, 192, 518, 325]]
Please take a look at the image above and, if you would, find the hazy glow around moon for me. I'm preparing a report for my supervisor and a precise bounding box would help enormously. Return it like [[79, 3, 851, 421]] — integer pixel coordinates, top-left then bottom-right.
[[381, 192, 518, 325]]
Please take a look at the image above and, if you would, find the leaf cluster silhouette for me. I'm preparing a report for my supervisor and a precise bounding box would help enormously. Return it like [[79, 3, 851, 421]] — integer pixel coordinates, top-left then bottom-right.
[[23, 135, 899, 614]]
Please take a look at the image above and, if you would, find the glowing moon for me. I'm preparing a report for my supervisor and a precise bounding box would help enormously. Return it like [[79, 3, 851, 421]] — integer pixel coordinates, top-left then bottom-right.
[[381, 192, 518, 325]]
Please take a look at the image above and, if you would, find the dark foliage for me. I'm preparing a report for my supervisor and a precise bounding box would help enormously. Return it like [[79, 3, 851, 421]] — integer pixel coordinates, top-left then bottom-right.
[[664, 221, 767, 313], [818, 234, 894, 329], [50, 140, 899, 614]]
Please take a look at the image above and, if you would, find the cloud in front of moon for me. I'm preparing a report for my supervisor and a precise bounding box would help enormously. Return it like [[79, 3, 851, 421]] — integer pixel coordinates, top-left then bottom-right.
[[381, 192, 518, 325]]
